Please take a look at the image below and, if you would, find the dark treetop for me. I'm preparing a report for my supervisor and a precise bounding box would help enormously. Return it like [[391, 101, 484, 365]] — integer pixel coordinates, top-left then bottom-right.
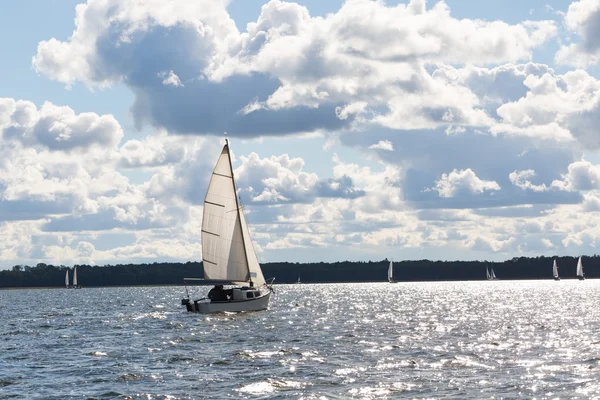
[[0, 256, 596, 288]]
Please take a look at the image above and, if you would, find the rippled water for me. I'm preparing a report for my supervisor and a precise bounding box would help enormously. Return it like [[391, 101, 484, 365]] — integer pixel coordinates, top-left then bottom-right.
[[2, 281, 600, 399]]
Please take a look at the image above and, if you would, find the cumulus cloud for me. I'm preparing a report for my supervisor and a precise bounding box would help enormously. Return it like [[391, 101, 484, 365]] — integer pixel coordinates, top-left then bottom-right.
[[159, 70, 184, 87], [0, 98, 123, 151], [431, 168, 501, 198], [369, 140, 394, 151], [552, 160, 600, 191], [31, 0, 557, 137], [509, 169, 549, 192], [12, 0, 600, 266], [234, 152, 364, 204], [555, 0, 600, 66]]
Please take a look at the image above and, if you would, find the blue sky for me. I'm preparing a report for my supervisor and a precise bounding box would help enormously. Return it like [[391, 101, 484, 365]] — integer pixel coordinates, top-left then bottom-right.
[[2, 0, 600, 269]]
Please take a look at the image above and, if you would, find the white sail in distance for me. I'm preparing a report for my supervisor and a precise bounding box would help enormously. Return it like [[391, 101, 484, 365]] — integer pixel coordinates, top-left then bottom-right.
[[576, 257, 584, 277]]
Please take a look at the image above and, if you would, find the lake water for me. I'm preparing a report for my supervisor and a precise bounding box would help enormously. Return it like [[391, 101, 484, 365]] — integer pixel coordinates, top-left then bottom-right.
[[1, 280, 600, 399]]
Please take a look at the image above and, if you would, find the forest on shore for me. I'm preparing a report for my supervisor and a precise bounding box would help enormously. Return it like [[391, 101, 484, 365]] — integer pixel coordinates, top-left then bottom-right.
[[0, 255, 597, 288]]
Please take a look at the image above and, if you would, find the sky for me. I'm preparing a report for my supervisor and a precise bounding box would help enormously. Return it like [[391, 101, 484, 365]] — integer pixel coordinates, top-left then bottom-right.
[[2, 0, 600, 269]]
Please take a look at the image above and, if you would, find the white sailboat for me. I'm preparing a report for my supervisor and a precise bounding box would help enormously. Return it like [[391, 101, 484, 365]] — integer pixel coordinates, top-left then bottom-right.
[[553, 259, 560, 281], [576, 256, 585, 280], [388, 259, 397, 283], [73, 267, 81, 289], [182, 139, 273, 313], [486, 266, 497, 280], [65, 269, 70, 288], [296, 274, 301, 284]]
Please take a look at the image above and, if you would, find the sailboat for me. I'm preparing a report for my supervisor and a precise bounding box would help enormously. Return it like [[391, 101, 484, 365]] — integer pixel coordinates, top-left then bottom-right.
[[296, 274, 301, 284], [73, 267, 81, 289], [182, 139, 273, 313], [553, 259, 560, 281], [486, 266, 497, 280], [65, 269, 70, 289], [576, 256, 585, 280], [388, 259, 397, 283]]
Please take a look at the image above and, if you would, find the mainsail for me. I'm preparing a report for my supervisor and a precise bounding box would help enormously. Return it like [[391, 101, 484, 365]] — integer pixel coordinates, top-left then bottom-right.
[[201, 141, 265, 287], [388, 259, 394, 282], [553, 259, 559, 278], [576, 256, 584, 278], [65, 270, 69, 288], [73, 267, 78, 287]]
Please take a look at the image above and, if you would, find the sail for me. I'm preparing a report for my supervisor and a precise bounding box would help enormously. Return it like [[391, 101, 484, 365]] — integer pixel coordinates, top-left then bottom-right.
[[553, 260, 559, 278], [73, 267, 78, 286], [65, 270, 69, 287], [486, 266, 490, 280], [201, 143, 249, 283], [201, 141, 265, 286], [238, 200, 265, 286], [576, 256, 583, 277], [491, 267, 496, 280], [388, 260, 393, 282]]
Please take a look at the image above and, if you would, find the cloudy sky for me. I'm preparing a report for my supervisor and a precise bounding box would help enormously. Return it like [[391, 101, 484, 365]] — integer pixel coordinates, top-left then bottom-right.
[[2, 0, 600, 269]]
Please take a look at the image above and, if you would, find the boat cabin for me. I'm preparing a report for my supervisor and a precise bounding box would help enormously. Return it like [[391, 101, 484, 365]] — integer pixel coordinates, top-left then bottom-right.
[[230, 286, 262, 301]]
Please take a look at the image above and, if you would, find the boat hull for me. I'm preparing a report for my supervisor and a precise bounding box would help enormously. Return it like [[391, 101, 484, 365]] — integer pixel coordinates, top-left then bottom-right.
[[578, 276, 585, 281], [554, 277, 560, 281], [186, 291, 271, 313]]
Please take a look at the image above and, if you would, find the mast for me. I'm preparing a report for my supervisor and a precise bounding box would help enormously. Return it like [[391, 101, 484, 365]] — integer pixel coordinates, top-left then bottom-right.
[[225, 138, 252, 285]]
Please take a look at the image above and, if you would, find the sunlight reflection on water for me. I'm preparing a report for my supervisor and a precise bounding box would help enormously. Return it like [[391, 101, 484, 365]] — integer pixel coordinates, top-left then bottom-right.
[[1, 280, 600, 398]]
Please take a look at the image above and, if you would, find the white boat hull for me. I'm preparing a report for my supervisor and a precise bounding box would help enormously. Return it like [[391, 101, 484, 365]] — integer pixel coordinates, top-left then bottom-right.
[[188, 291, 271, 313]]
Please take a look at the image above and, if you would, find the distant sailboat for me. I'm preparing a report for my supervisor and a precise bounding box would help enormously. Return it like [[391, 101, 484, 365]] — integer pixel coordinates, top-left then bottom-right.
[[73, 267, 81, 289], [486, 266, 497, 280], [576, 256, 585, 280], [553, 259, 560, 281], [65, 269, 70, 289], [181, 139, 274, 313], [296, 274, 301, 284], [388, 259, 397, 283]]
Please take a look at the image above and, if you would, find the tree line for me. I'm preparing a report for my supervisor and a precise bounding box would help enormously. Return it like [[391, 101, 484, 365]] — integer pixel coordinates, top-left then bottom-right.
[[0, 256, 596, 288]]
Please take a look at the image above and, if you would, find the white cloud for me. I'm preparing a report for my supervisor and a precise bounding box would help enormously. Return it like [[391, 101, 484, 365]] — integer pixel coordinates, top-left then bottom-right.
[[235, 152, 365, 204], [10, 0, 600, 267], [368, 140, 394, 151], [159, 70, 184, 87], [509, 169, 549, 192], [555, 0, 600, 66], [552, 160, 600, 191], [432, 169, 501, 198], [31, 0, 557, 137], [0, 98, 123, 151]]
